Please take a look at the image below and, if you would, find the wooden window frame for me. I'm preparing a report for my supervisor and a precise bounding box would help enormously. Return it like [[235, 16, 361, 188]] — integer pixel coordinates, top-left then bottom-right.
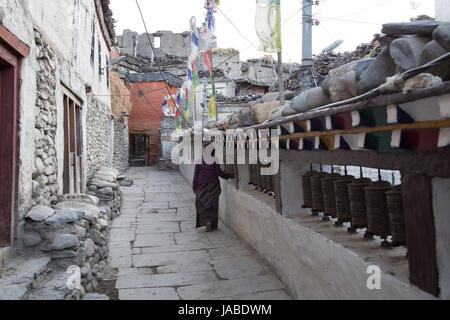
[[90, 19, 96, 64], [61, 85, 84, 195]]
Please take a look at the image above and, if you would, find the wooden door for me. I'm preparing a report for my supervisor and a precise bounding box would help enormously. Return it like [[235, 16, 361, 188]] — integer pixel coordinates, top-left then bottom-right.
[[63, 88, 83, 195], [0, 48, 19, 247]]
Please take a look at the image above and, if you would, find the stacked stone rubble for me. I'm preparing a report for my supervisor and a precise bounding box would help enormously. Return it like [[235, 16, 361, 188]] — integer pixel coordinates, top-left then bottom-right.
[[32, 29, 59, 206], [21, 167, 123, 300], [87, 167, 122, 219], [86, 94, 111, 180], [113, 119, 129, 173]]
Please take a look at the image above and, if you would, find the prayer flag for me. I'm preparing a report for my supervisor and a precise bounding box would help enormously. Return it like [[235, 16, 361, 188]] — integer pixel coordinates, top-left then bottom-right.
[[185, 87, 190, 120], [204, 50, 213, 74], [208, 95, 217, 120], [255, 0, 282, 53]]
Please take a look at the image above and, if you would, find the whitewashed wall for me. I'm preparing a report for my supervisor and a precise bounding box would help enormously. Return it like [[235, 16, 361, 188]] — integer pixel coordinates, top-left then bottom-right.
[[436, 0, 450, 22], [0, 0, 112, 217]]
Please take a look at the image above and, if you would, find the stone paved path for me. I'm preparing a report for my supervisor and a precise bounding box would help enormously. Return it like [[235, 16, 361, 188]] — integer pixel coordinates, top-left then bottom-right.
[[108, 167, 292, 300]]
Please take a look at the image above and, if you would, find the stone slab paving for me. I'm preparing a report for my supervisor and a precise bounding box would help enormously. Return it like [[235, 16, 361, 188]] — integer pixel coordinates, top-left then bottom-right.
[[109, 167, 291, 300]]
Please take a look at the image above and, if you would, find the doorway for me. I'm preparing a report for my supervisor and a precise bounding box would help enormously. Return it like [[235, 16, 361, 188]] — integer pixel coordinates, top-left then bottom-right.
[[62, 88, 83, 194], [0, 26, 29, 247], [129, 134, 149, 166]]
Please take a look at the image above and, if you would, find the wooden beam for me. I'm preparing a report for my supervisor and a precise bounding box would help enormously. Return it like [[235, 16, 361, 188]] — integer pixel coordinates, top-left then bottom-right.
[[279, 119, 450, 141], [236, 119, 450, 145], [63, 95, 71, 194], [0, 24, 30, 58], [280, 150, 450, 177], [248, 82, 450, 130], [402, 173, 439, 296]]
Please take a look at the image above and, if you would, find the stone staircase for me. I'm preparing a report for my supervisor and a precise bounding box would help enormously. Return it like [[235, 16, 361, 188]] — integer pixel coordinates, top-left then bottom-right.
[[0, 255, 109, 300], [0, 256, 51, 300], [0, 167, 126, 300], [0, 247, 10, 266]]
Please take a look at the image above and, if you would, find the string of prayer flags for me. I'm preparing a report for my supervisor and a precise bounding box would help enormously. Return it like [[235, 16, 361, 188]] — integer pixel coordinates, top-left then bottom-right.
[[255, 0, 282, 53], [175, 93, 182, 134]]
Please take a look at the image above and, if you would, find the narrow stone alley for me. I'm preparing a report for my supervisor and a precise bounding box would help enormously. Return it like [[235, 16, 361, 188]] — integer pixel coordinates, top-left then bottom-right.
[[108, 167, 292, 300]]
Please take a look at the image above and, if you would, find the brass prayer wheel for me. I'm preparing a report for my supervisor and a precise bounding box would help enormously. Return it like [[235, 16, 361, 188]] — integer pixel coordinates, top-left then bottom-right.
[[263, 174, 270, 193], [311, 172, 327, 215], [249, 164, 256, 186], [348, 178, 372, 231], [334, 175, 356, 225], [301, 170, 316, 209], [255, 163, 262, 190], [267, 174, 274, 193], [252, 164, 258, 186], [386, 185, 407, 246], [365, 180, 392, 240], [321, 173, 341, 219], [261, 170, 268, 192], [260, 164, 271, 193]]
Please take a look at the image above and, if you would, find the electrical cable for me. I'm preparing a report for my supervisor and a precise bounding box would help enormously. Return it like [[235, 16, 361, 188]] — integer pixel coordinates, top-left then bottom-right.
[[94, 85, 168, 97], [261, 52, 450, 127], [213, 1, 317, 70], [320, 23, 336, 42], [211, 3, 259, 51], [134, 82, 165, 118], [282, 1, 316, 26], [336, 0, 395, 19], [135, 0, 194, 130], [318, 16, 382, 25]]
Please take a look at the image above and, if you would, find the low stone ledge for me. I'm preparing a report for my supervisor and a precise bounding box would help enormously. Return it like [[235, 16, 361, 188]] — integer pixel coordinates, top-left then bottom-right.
[[14, 167, 125, 300]]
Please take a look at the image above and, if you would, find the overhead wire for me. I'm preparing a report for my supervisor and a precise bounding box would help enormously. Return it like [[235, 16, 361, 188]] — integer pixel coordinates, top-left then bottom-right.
[[94, 85, 168, 97], [336, 0, 395, 19], [212, 1, 317, 70], [134, 82, 165, 118], [317, 16, 383, 25], [135, 0, 194, 129], [211, 3, 259, 51], [210, 1, 319, 94]]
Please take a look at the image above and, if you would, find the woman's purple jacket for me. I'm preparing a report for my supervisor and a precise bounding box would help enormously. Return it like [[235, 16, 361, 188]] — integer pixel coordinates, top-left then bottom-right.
[[192, 160, 230, 192]]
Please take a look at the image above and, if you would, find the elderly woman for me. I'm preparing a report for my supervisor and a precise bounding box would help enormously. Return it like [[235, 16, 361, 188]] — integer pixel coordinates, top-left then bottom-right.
[[192, 147, 234, 232]]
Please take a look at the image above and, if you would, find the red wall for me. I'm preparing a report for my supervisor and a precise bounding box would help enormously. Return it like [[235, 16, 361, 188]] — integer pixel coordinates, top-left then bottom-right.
[[128, 81, 179, 164]]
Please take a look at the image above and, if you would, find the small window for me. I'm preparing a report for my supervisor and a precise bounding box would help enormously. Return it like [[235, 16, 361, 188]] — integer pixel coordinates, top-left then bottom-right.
[[90, 20, 95, 64], [106, 55, 110, 87], [154, 36, 161, 49], [98, 40, 102, 76]]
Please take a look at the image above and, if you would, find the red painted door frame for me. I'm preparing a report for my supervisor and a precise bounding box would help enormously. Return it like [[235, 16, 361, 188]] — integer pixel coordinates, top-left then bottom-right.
[[0, 25, 29, 247]]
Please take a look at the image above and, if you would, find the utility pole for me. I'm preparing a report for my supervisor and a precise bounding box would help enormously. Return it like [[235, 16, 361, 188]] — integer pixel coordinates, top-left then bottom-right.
[[302, 0, 314, 89], [278, 52, 285, 106], [302, 0, 313, 67]]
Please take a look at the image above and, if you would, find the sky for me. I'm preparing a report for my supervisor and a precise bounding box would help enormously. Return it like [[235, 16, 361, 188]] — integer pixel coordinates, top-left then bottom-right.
[[109, 0, 436, 63]]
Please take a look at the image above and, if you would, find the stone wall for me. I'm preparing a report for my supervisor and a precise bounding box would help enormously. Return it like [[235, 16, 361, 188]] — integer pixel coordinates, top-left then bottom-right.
[[17, 167, 123, 300], [113, 119, 129, 173], [32, 29, 59, 207], [86, 94, 112, 180], [178, 162, 435, 300], [118, 29, 198, 59], [216, 173, 435, 300], [432, 177, 450, 299], [160, 116, 176, 160], [1, 0, 113, 219]]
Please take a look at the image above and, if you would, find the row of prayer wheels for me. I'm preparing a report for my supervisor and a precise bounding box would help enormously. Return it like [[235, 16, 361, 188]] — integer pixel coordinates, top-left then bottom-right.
[[302, 168, 407, 247], [249, 164, 274, 194]]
